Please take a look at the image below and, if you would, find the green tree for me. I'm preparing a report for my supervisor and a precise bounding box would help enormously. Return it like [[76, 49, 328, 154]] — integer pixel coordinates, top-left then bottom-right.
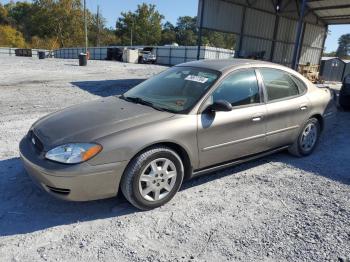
[[160, 21, 176, 45], [0, 24, 26, 47], [202, 30, 235, 49], [4, 1, 34, 40], [169, 16, 235, 48], [175, 16, 197, 45], [0, 3, 10, 25], [99, 28, 119, 46], [89, 10, 105, 46], [323, 51, 336, 57], [31, 0, 85, 47], [89, 10, 118, 46], [30, 35, 60, 49], [116, 3, 164, 45], [336, 34, 350, 58]]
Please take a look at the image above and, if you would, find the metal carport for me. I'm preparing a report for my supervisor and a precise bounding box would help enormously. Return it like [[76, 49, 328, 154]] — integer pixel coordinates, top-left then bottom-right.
[[196, 0, 350, 69]]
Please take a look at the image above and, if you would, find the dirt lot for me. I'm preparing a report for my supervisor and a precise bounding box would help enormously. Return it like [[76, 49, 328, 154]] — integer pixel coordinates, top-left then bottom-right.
[[0, 56, 349, 262]]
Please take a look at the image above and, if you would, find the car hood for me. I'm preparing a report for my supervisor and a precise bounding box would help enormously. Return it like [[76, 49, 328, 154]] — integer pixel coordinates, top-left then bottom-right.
[[32, 96, 174, 150]]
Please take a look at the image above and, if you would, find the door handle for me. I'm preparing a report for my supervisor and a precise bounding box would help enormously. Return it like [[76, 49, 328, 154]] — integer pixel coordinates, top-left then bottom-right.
[[300, 105, 308, 111], [252, 116, 262, 122]]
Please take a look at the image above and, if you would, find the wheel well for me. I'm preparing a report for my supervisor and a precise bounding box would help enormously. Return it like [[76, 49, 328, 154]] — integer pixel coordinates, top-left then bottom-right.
[[152, 142, 193, 180], [311, 114, 323, 131], [126, 142, 193, 181]]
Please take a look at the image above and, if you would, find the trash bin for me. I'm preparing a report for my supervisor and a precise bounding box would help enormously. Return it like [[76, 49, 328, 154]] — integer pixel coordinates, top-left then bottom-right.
[[79, 53, 87, 66], [23, 49, 32, 57], [107, 48, 124, 61], [15, 48, 33, 57], [38, 51, 45, 59], [15, 49, 22, 56]]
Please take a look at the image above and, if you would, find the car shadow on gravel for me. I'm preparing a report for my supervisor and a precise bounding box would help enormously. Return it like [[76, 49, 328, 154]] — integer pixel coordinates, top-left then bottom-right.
[[0, 156, 267, 237], [0, 157, 138, 237], [267, 152, 350, 185], [1, 147, 348, 237], [71, 79, 145, 97], [267, 112, 350, 185]]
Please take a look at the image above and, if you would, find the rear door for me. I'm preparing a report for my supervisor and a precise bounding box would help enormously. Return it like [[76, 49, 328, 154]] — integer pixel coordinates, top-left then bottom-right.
[[258, 68, 310, 149], [197, 69, 267, 168]]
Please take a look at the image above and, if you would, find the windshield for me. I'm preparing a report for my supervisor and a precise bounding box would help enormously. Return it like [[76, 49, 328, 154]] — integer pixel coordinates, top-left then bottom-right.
[[122, 66, 220, 113]]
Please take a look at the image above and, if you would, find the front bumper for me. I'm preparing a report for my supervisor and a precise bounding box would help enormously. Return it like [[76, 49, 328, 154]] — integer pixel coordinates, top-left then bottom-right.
[[19, 137, 128, 201], [142, 56, 156, 63]]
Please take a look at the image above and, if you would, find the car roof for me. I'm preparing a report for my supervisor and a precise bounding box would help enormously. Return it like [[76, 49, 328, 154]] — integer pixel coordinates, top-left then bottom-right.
[[176, 59, 282, 72]]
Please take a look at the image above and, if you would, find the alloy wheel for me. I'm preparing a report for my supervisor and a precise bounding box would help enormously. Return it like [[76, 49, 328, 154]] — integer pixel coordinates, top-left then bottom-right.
[[138, 158, 177, 202], [300, 123, 317, 151]]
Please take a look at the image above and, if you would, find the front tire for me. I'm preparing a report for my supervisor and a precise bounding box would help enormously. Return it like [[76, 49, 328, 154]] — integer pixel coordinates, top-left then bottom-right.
[[120, 146, 184, 210], [288, 117, 320, 157]]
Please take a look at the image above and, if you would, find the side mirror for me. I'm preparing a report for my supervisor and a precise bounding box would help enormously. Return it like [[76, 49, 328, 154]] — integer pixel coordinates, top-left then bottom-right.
[[208, 100, 233, 112]]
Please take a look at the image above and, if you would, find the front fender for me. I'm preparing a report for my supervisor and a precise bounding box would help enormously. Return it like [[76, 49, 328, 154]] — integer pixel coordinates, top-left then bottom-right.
[[88, 115, 199, 168]]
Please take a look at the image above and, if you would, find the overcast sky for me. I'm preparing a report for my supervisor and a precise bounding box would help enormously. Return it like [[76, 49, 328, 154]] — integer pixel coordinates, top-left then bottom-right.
[[1, 0, 349, 52]]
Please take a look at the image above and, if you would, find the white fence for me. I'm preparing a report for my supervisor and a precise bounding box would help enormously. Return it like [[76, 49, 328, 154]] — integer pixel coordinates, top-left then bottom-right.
[[0, 47, 50, 57], [0, 46, 235, 66], [0, 47, 17, 56], [54, 47, 108, 60], [156, 46, 235, 65], [53, 46, 235, 65]]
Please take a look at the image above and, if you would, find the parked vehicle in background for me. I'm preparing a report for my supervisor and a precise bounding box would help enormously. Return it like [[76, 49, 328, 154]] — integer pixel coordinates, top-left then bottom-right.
[[138, 47, 157, 64], [339, 74, 350, 110], [107, 47, 124, 62], [19, 59, 336, 210]]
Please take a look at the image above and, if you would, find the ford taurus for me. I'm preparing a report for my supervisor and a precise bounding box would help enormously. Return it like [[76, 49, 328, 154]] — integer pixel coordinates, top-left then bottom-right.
[[19, 59, 336, 210]]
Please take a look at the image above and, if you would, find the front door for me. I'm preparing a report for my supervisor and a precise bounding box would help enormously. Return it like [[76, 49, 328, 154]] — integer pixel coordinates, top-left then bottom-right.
[[197, 69, 267, 169]]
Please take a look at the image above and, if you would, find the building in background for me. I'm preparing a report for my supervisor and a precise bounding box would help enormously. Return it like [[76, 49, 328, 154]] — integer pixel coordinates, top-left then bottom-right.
[[196, 0, 350, 69]]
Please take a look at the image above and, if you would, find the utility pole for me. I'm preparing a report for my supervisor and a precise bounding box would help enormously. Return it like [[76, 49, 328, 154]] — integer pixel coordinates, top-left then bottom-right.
[[96, 5, 100, 47], [84, 0, 88, 54], [130, 19, 134, 47]]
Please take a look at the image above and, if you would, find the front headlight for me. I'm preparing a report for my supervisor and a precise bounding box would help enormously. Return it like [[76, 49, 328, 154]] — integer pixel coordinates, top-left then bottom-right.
[[45, 143, 102, 164]]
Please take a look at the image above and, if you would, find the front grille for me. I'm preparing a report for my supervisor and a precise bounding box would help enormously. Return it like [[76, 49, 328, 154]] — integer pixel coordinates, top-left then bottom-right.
[[28, 130, 44, 153], [46, 185, 71, 195]]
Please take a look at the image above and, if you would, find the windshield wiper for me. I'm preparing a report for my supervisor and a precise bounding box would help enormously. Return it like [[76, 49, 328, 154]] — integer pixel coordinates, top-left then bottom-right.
[[120, 95, 168, 112]]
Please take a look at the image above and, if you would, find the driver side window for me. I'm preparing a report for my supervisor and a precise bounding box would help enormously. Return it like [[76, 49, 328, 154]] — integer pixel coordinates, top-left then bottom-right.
[[211, 69, 260, 107]]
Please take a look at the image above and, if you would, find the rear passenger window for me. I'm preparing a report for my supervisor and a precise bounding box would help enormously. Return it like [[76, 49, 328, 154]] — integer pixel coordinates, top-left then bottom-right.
[[212, 69, 260, 107], [260, 69, 299, 101], [290, 75, 307, 94]]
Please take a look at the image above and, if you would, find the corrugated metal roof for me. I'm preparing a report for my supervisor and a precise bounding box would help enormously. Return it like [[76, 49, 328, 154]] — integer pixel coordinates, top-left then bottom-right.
[[307, 0, 350, 25]]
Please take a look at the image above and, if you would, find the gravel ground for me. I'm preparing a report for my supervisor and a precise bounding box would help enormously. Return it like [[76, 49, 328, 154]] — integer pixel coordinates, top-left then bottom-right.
[[0, 56, 349, 262]]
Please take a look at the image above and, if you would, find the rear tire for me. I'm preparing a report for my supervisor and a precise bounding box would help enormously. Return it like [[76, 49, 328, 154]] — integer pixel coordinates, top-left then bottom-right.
[[288, 117, 320, 157], [120, 146, 184, 210]]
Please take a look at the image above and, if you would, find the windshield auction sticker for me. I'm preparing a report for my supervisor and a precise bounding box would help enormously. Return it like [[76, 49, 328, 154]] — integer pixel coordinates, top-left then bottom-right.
[[185, 75, 208, 83]]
